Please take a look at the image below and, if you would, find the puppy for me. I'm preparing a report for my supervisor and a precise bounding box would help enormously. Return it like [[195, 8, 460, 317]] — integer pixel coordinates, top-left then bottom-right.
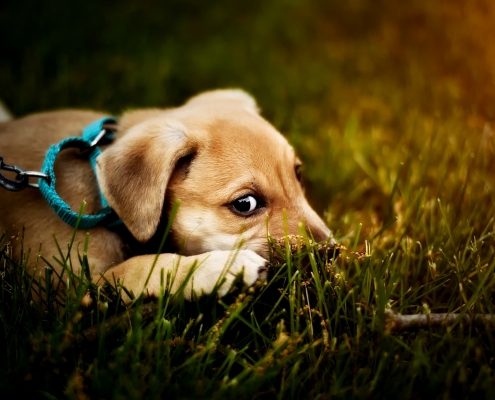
[[0, 89, 333, 300]]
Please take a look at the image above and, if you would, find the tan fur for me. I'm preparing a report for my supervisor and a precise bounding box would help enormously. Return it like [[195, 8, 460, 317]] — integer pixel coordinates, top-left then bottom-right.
[[0, 89, 333, 300]]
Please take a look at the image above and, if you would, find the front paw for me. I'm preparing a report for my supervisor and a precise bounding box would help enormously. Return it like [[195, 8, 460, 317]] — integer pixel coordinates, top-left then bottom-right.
[[184, 249, 268, 299]]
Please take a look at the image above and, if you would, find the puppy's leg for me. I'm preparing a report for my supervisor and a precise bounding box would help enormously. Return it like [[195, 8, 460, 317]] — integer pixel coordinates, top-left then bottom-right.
[[99, 250, 267, 301]]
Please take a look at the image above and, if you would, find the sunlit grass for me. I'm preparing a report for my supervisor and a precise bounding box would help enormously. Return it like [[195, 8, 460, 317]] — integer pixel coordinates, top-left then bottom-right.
[[1, 147, 495, 398]]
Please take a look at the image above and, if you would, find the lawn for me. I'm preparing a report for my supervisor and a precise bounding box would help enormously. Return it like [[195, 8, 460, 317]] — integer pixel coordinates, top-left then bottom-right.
[[1, 1, 495, 398]]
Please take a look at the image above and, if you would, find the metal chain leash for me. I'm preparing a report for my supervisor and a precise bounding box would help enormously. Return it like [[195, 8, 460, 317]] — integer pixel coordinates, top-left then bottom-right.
[[0, 157, 50, 191], [0, 119, 117, 193]]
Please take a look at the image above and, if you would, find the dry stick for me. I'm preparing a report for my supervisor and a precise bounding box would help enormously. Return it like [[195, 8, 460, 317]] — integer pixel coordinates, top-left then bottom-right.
[[385, 310, 495, 333]]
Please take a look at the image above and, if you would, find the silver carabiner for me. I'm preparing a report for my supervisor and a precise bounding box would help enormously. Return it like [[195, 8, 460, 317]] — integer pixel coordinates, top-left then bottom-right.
[[89, 123, 117, 148], [89, 128, 108, 148], [18, 170, 50, 189]]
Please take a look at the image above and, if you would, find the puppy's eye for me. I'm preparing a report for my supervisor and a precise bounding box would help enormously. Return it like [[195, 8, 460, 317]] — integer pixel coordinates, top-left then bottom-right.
[[295, 164, 303, 182], [230, 195, 262, 216]]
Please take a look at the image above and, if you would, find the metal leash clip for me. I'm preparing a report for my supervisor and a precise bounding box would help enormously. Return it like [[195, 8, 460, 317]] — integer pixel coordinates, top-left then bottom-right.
[[0, 156, 50, 191], [77, 122, 117, 156], [90, 122, 117, 148]]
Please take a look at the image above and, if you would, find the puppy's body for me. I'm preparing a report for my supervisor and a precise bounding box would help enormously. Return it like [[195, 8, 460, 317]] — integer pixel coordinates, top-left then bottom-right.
[[0, 90, 332, 299]]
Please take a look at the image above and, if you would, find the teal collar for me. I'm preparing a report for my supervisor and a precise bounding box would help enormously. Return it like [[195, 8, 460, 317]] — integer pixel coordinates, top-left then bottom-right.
[[38, 117, 121, 229]]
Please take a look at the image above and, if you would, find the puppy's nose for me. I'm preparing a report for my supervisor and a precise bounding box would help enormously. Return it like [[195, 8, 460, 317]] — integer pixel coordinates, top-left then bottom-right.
[[307, 223, 335, 245], [302, 204, 336, 245], [307, 226, 332, 242]]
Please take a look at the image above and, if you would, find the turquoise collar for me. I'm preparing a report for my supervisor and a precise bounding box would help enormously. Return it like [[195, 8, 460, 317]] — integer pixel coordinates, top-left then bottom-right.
[[38, 117, 120, 229]]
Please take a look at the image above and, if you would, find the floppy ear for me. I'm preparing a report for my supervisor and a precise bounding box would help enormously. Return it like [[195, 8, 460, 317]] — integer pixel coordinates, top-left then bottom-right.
[[96, 118, 196, 242], [185, 89, 260, 114]]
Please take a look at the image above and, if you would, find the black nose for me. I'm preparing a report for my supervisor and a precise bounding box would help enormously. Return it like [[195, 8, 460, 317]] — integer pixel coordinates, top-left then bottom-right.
[[308, 227, 340, 260], [307, 225, 332, 244]]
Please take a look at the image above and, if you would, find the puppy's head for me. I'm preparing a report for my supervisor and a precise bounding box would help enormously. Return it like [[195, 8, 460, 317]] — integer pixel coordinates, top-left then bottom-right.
[[97, 89, 333, 257]]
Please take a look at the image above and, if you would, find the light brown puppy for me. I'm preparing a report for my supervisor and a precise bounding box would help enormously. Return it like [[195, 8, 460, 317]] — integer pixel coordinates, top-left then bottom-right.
[[0, 89, 333, 299]]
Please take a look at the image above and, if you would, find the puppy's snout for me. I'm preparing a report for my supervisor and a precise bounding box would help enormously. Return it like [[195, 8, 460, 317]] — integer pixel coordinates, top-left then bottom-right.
[[302, 205, 335, 244], [307, 224, 332, 243]]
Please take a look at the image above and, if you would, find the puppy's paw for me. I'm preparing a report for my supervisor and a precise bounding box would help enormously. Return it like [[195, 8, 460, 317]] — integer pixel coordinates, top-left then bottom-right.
[[184, 249, 268, 299]]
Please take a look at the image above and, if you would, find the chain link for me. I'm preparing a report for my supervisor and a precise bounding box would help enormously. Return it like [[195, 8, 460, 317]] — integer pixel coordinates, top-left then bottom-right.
[[0, 123, 115, 193], [0, 157, 50, 191]]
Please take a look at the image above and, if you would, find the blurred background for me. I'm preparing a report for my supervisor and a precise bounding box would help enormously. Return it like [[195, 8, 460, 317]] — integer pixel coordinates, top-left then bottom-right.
[[1, 0, 494, 239], [2, 0, 494, 118]]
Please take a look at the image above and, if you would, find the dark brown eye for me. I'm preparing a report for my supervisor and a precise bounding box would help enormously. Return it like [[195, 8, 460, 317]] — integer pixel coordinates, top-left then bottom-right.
[[295, 164, 303, 182], [229, 195, 264, 216]]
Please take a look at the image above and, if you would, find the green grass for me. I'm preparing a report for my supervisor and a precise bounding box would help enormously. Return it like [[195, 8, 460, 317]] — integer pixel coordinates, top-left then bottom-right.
[[2, 0, 495, 398]]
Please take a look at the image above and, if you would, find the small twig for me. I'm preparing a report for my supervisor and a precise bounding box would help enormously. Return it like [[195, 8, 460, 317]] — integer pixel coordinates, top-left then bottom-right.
[[385, 310, 495, 333]]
